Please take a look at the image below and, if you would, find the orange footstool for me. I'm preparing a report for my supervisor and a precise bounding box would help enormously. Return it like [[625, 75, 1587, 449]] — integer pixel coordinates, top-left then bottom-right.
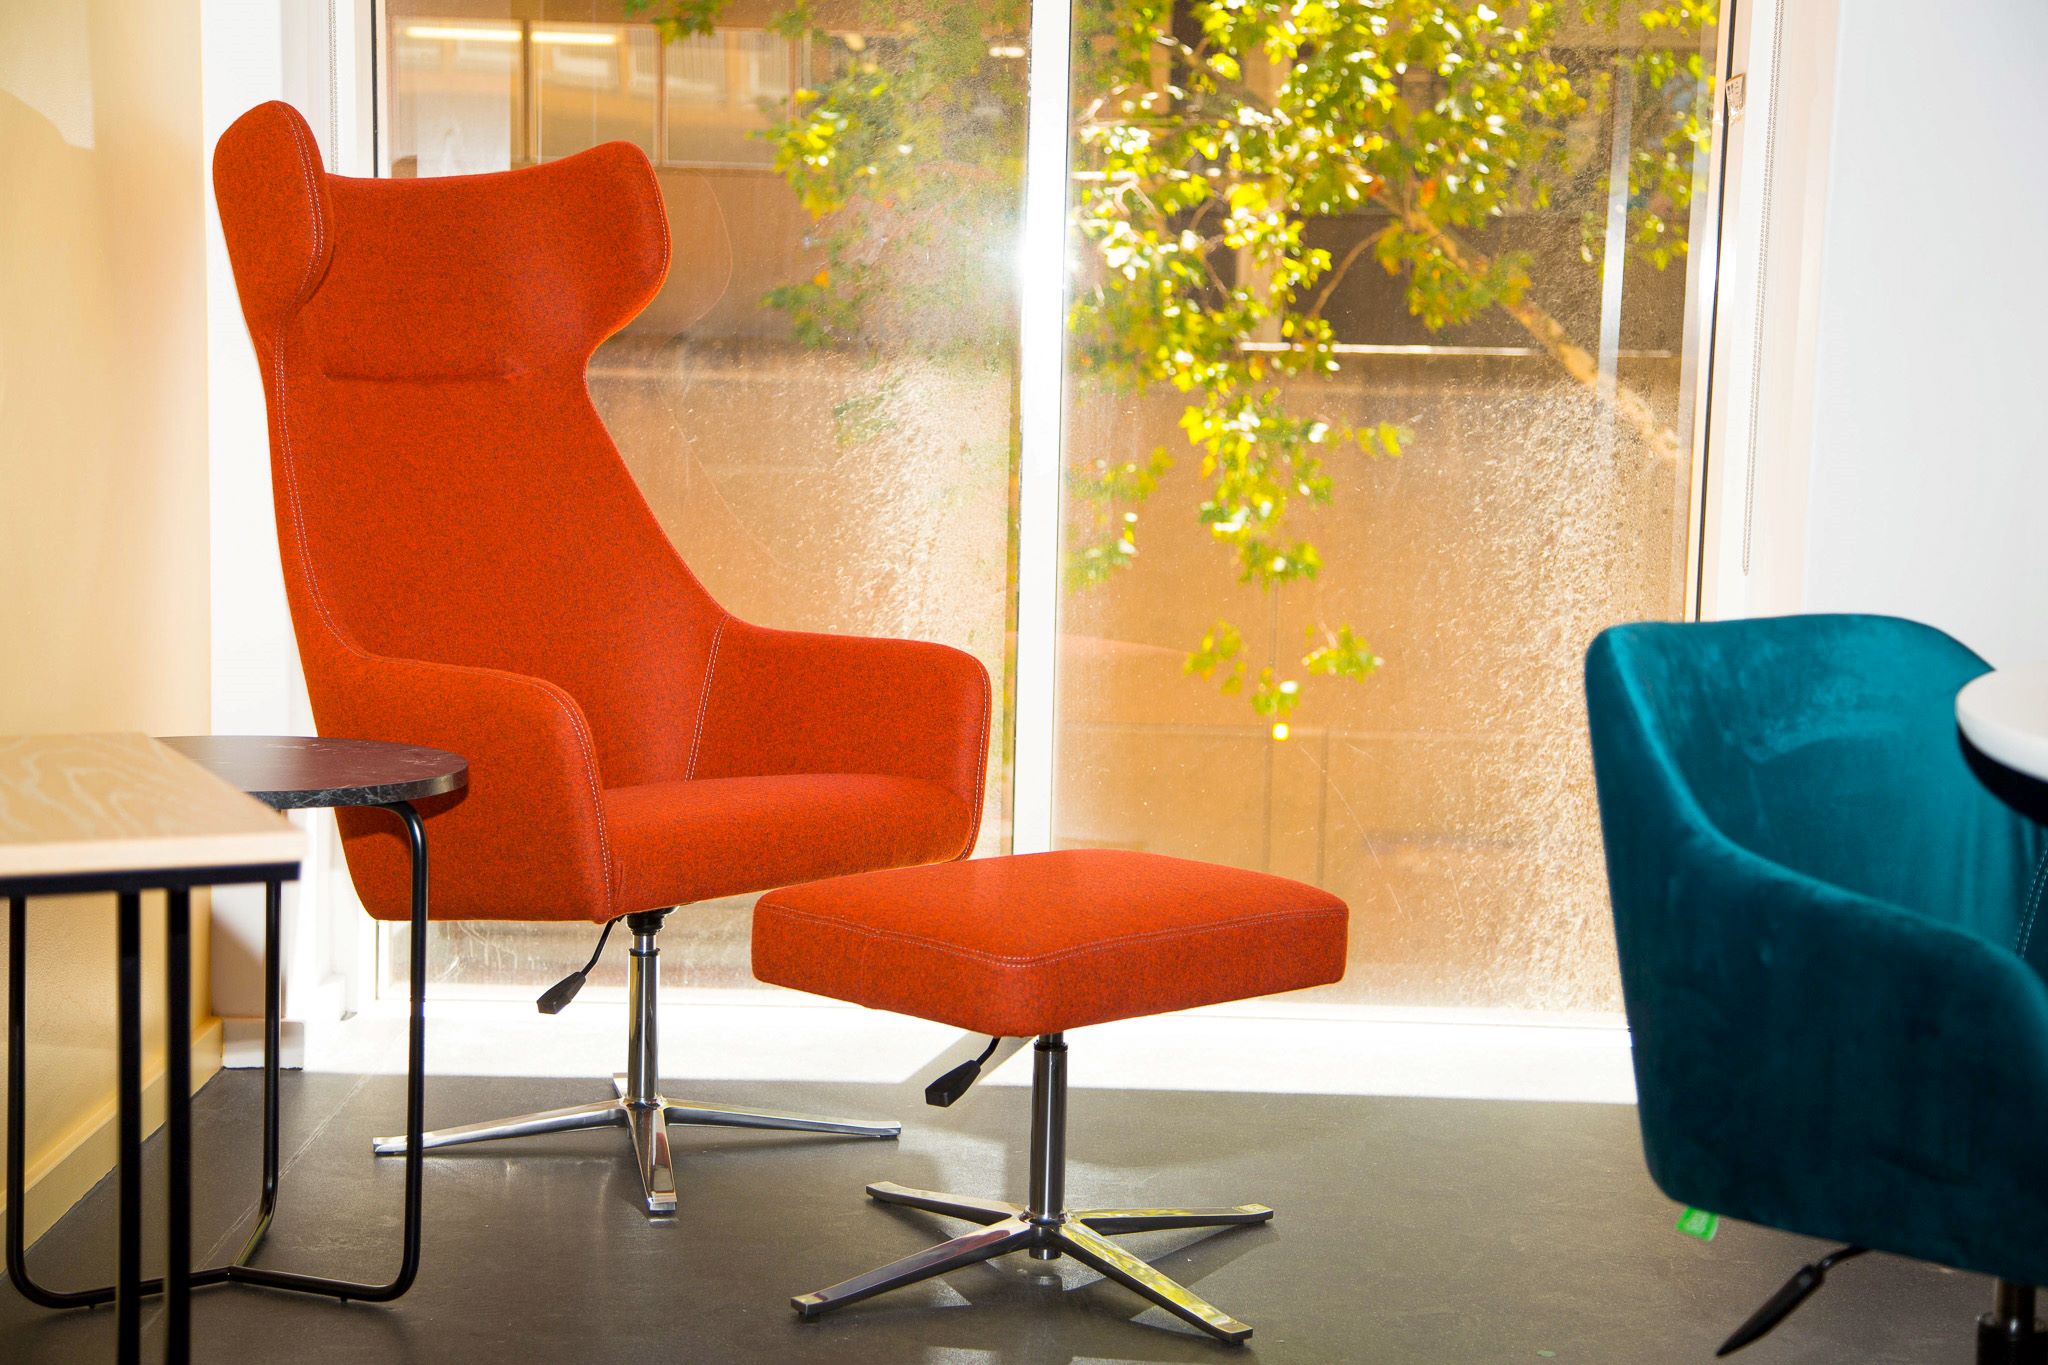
[[753, 849, 1348, 1344]]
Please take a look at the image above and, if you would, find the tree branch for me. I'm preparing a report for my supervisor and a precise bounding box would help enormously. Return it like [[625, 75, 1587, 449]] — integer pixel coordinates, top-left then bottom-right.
[[1306, 224, 1392, 321], [1387, 199, 1679, 459]]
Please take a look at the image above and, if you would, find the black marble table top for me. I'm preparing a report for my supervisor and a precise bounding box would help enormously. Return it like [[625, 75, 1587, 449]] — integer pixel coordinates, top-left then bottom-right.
[[157, 736, 467, 811]]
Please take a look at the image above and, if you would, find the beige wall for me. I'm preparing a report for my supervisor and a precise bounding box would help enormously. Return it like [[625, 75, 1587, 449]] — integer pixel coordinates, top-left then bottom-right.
[[0, 0, 217, 1242]]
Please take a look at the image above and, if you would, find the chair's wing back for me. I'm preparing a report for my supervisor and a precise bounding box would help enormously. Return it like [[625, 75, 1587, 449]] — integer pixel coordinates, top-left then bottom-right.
[[214, 100, 723, 786]]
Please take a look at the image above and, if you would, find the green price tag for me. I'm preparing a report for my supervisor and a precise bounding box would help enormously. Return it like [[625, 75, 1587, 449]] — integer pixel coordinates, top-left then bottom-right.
[[1675, 1206, 1720, 1242]]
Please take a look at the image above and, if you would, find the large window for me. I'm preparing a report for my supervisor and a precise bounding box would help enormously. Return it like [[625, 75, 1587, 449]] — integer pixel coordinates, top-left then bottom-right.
[[376, 0, 1723, 1011], [1051, 9, 1720, 1009]]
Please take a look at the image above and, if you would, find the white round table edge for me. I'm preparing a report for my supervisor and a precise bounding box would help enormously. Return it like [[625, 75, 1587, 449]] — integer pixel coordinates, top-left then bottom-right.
[[1957, 665, 2048, 782]]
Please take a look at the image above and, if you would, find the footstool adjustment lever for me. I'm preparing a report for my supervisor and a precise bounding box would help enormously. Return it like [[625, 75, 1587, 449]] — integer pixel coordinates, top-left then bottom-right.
[[536, 917, 619, 1015], [923, 1034, 1025, 1107]]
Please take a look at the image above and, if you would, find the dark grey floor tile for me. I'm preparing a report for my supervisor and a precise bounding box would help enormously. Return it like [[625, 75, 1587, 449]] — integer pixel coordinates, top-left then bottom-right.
[[0, 1069, 1988, 1362]]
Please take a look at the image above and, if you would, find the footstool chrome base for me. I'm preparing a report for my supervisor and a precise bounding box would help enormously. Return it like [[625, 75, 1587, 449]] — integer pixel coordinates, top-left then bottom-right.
[[794, 1182, 1270, 1343], [793, 1034, 1271, 1345]]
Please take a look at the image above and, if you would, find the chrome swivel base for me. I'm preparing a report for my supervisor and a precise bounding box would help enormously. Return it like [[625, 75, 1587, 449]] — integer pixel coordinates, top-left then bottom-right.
[[371, 1073, 897, 1216], [796, 1182, 1271, 1343], [371, 910, 898, 1216], [794, 1034, 1271, 1345]]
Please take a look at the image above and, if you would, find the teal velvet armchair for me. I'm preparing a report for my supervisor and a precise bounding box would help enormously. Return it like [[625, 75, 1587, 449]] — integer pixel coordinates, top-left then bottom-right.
[[1585, 614, 2048, 1359]]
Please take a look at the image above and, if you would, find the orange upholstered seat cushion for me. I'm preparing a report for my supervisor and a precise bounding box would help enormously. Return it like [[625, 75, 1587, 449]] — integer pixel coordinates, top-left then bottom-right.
[[753, 850, 1348, 1036], [607, 774, 973, 915]]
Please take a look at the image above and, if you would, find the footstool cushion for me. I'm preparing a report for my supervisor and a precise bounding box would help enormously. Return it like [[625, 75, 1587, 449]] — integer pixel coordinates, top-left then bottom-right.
[[752, 849, 1347, 1037]]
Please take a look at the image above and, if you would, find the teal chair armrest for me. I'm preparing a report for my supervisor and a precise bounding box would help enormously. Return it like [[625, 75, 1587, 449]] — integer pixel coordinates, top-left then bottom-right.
[[1627, 821, 2048, 1285]]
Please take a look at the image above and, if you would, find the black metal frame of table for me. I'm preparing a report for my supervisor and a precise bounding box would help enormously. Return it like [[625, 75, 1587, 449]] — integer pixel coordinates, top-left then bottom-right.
[[5, 860, 295, 1363], [5, 737, 462, 1362]]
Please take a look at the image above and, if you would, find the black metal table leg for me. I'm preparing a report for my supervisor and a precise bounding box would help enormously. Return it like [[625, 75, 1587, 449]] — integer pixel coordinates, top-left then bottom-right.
[[5, 801, 430, 1323], [115, 889, 143, 1363], [227, 800, 427, 1301], [231, 879, 282, 1268], [394, 800, 429, 1295], [165, 887, 193, 1363], [6, 893, 235, 1312], [1, 892, 90, 1310]]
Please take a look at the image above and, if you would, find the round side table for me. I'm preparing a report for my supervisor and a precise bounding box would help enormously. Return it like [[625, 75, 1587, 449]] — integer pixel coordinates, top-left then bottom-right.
[[158, 735, 465, 1304], [1957, 666, 2048, 825]]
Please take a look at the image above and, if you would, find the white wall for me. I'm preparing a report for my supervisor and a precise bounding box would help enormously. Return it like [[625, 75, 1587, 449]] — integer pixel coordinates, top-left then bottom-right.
[[1792, 2, 2048, 662], [0, 0, 219, 1243]]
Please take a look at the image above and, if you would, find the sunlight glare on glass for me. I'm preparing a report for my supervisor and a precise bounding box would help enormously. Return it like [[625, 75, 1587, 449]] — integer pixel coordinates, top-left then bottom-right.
[[402, 24, 519, 43], [533, 29, 621, 47]]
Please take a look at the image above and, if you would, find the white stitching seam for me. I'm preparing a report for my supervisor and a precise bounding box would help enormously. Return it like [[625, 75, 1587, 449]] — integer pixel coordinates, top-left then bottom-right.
[[642, 147, 673, 292], [268, 111, 617, 915], [753, 900, 1345, 970], [953, 661, 992, 861], [684, 613, 730, 780], [2019, 845, 2048, 958]]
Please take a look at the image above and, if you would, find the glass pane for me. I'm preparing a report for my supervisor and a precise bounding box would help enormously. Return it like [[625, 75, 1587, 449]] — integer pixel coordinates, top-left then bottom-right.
[[664, 31, 794, 166], [1053, 3, 1722, 1010], [535, 21, 658, 160], [377, 0, 1028, 998], [385, 18, 524, 177]]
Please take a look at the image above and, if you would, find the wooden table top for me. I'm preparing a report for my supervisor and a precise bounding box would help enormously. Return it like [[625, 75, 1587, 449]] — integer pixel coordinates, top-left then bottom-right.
[[0, 733, 304, 882]]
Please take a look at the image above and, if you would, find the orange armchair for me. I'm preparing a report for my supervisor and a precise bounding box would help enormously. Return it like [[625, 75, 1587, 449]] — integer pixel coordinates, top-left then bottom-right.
[[213, 101, 990, 1214]]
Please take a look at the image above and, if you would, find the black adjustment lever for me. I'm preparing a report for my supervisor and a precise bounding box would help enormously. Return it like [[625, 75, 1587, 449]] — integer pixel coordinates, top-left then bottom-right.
[[926, 1037, 1003, 1107], [537, 918, 619, 1015], [1717, 1245, 1867, 1356]]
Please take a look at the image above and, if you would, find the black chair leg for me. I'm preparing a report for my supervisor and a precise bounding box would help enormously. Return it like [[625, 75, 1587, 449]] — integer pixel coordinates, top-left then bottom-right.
[[1980, 1281, 2047, 1365], [1716, 1245, 1866, 1356], [1720, 1251, 2043, 1365]]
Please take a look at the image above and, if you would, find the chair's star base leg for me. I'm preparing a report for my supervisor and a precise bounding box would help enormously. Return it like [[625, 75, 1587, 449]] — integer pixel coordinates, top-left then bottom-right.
[[1054, 1216, 1256, 1343], [615, 1071, 901, 1137], [866, 1180, 1025, 1225], [624, 1101, 678, 1215], [370, 1098, 623, 1155], [794, 1216, 1038, 1319], [1069, 1205, 1275, 1235]]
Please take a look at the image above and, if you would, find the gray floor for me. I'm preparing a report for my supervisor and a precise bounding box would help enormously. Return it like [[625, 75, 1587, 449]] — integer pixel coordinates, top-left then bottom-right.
[[0, 1068, 1993, 1362]]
